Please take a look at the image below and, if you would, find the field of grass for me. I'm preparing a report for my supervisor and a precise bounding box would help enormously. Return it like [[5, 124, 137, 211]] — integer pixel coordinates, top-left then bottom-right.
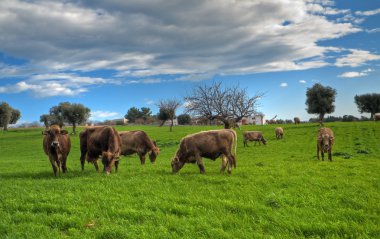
[[0, 122, 379, 238]]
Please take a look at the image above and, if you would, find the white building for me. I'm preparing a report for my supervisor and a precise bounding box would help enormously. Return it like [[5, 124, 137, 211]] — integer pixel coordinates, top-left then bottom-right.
[[163, 118, 178, 126], [240, 114, 265, 125]]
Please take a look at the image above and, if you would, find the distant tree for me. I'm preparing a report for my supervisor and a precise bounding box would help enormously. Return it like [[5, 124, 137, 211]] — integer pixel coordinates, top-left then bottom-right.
[[305, 83, 337, 126], [125, 107, 141, 123], [157, 99, 181, 131], [342, 115, 358, 122], [40, 114, 51, 129], [140, 107, 152, 121], [185, 82, 262, 129], [177, 114, 192, 125], [324, 116, 342, 122], [49, 104, 67, 128], [62, 103, 90, 134], [0, 102, 21, 131], [354, 93, 380, 120]]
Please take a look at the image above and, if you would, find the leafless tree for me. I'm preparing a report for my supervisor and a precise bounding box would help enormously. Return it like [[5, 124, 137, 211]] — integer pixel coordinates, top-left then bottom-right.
[[157, 99, 181, 131], [185, 82, 263, 129]]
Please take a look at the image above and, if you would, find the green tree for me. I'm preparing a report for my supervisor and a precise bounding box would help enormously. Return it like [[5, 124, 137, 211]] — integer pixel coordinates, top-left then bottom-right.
[[305, 83, 337, 126], [157, 99, 181, 131], [354, 93, 380, 120], [125, 107, 141, 123], [177, 114, 191, 125], [62, 103, 90, 134], [49, 104, 67, 128], [0, 102, 21, 131], [40, 114, 51, 129], [140, 107, 152, 121]]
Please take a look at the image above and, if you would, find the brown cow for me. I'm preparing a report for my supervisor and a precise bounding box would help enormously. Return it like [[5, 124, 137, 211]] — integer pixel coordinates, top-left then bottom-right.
[[118, 130, 160, 167], [243, 131, 267, 147], [79, 126, 121, 174], [374, 113, 380, 121], [171, 129, 237, 174], [294, 117, 301, 124], [43, 125, 71, 176], [317, 127, 334, 161], [275, 127, 284, 139]]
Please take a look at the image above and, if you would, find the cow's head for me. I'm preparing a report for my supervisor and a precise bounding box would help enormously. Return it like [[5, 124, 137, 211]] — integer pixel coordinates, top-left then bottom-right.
[[101, 151, 120, 174], [171, 156, 184, 173], [149, 141, 160, 163], [261, 137, 267, 145], [319, 134, 333, 152], [43, 125, 68, 150]]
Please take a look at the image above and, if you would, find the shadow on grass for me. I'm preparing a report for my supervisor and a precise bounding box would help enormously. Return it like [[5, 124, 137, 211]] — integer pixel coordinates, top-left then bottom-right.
[[0, 170, 95, 180]]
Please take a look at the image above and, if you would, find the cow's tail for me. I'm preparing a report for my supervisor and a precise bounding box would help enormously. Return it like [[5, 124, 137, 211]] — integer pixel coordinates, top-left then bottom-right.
[[230, 129, 237, 168]]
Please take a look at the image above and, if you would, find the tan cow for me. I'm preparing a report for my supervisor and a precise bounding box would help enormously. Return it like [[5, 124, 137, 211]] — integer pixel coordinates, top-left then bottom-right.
[[243, 131, 267, 147], [171, 129, 237, 174], [79, 126, 121, 174], [118, 130, 160, 168], [43, 125, 71, 176], [317, 127, 334, 161], [275, 127, 284, 139]]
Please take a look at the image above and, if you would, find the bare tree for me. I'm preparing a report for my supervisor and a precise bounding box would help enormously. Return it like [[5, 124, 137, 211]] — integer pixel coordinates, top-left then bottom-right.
[[157, 99, 181, 132], [185, 82, 262, 129]]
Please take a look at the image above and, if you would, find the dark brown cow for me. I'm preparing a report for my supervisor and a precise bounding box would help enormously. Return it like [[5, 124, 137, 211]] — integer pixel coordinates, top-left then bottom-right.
[[43, 125, 71, 176], [275, 127, 284, 139], [294, 117, 301, 124], [171, 129, 237, 174], [243, 131, 267, 147], [317, 127, 334, 161], [374, 113, 380, 121], [118, 130, 160, 167], [79, 126, 121, 174]]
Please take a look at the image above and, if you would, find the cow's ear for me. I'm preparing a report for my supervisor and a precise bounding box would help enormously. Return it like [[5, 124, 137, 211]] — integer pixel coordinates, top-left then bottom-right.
[[42, 130, 48, 135], [61, 130, 68, 135], [152, 140, 157, 147]]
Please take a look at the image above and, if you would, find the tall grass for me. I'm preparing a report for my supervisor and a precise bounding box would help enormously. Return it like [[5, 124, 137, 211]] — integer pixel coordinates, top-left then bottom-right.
[[0, 122, 379, 238]]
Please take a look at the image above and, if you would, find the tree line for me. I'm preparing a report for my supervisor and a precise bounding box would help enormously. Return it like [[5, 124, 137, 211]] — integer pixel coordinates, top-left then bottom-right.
[[1, 82, 379, 131]]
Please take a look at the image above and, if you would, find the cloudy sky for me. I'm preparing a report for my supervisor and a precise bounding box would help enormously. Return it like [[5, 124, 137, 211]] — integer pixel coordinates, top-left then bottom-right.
[[0, 0, 379, 123]]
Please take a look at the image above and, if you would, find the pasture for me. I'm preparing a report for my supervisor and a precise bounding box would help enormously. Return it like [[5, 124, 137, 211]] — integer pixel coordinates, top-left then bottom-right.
[[0, 122, 379, 238]]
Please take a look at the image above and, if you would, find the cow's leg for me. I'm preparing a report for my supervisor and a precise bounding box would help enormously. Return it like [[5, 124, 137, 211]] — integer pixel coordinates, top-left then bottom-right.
[[243, 139, 247, 147], [196, 156, 205, 174], [328, 149, 332, 161], [80, 152, 86, 171], [93, 159, 99, 172], [62, 156, 67, 173], [226, 153, 233, 174], [321, 151, 325, 161], [220, 155, 228, 172], [114, 160, 119, 172], [317, 144, 320, 160], [50, 158, 58, 177], [139, 153, 146, 165]]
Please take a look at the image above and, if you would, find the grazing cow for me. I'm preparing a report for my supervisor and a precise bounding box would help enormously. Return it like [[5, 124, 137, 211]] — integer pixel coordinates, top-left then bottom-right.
[[317, 127, 334, 161], [118, 130, 160, 168], [275, 127, 284, 139], [79, 126, 121, 174], [42, 125, 71, 176], [294, 117, 301, 124], [171, 129, 237, 174], [374, 113, 380, 121], [243, 131, 267, 147]]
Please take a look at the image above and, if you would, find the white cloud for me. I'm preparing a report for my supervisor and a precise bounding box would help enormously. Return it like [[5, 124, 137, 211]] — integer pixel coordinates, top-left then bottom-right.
[[90, 111, 120, 120], [144, 99, 155, 105], [0, 0, 363, 86], [338, 68, 373, 78], [356, 8, 380, 16], [280, 82, 288, 87], [335, 50, 380, 67], [299, 80, 307, 84], [366, 28, 380, 34], [0, 73, 119, 97]]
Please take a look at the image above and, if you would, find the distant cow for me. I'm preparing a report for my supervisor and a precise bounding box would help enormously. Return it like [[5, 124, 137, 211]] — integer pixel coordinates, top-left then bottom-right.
[[243, 131, 267, 147], [275, 127, 284, 139], [118, 130, 160, 168], [79, 126, 121, 174], [294, 117, 301, 124], [317, 127, 334, 161], [171, 129, 237, 174], [374, 113, 380, 121], [43, 125, 71, 176]]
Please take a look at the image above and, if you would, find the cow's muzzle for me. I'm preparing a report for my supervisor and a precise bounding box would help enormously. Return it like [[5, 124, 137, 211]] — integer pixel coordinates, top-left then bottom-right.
[[51, 141, 60, 148]]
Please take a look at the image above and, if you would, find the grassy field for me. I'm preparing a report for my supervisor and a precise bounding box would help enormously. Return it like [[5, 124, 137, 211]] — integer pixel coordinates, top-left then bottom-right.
[[0, 122, 379, 238]]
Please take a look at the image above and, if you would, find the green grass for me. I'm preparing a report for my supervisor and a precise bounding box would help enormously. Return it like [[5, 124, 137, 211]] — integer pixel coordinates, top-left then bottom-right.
[[0, 122, 379, 238]]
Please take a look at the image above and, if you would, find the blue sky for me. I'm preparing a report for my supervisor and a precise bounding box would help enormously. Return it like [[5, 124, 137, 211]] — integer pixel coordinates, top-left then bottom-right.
[[0, 0, 379, 124]]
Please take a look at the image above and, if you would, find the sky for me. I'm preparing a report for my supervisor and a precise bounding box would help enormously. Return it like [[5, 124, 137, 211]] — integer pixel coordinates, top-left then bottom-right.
[[0, 0, 380, 124]]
